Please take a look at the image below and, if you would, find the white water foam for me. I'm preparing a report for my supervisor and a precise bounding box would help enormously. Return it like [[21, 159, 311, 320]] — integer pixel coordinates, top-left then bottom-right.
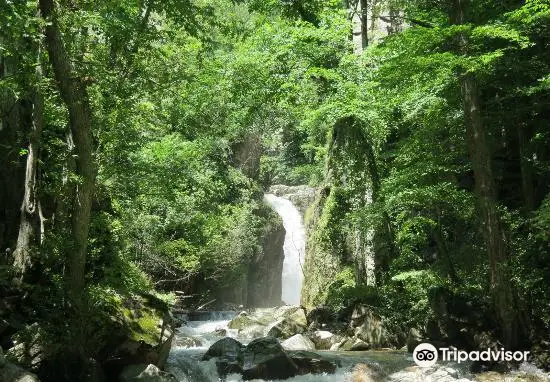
[[264, 194, 306, 305]]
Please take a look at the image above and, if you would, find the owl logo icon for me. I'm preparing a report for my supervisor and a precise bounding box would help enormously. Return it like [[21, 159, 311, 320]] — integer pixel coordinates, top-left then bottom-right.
[[413, 343, 438, 367]]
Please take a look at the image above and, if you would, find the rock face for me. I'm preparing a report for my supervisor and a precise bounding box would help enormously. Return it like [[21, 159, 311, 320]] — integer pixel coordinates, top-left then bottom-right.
[[351, 305, 394, 349], [281, 334, 316, 351], [247, 207, 285, 308], [217, 204, 285, 308]]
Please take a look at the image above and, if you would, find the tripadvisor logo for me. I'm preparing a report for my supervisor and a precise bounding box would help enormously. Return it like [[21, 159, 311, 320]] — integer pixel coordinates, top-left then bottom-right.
[[413, 343, 530, 367]]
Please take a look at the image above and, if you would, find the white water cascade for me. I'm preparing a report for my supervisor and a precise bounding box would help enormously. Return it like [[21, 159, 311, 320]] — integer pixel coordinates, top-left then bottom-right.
[[264, 194, 305, 305]]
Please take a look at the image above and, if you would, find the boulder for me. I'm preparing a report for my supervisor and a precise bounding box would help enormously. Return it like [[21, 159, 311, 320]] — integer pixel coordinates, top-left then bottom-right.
[[288, 351, 337, 375], [119, 363, 178, 382], [310, 330, 341, 350], [202, 337, 244, 377], [266, 307, 307, 339], [241, 337, 299, 380], [203, 337, 244, 362], [281, 334, 316, 351], [351, 305, 392, 349], [306, 306, 335, 330], [331, 336, 353, 351], [228, 312, 256, 330], [102, 297, 176, 379], [350, 338, 371, 351]]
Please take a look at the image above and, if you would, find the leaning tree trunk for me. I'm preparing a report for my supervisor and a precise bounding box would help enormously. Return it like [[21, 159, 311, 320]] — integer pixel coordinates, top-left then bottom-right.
[[451, 0, 525, 349], [38, 0, 96, 304], [13, 48, 44, 277]]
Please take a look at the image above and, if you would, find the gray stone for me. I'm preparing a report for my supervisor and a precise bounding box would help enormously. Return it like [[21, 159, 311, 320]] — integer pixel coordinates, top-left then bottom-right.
[[350, 338, 371, 351], [266, 307, 307, 339], [351, 305, 392, 349], [288, 351, 337, 375], [241, 337, 299, 380], [281, 334, 316, 351], [310, 330, 341, 350], [202, 337, 244, 362]]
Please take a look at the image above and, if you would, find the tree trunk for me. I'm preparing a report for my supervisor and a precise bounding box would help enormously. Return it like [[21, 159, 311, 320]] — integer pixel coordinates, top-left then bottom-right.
[[360, 0, 369, 50], [39, 0, 96, 302], [517, 124, 535, 211], [0, 38, 26, 256], [450, 0, 525, 349], [13, 48, 44, 276]]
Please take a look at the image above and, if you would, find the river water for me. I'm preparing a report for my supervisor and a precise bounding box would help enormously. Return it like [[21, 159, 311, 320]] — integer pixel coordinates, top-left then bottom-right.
[[165, 195, 549, 381], [166, 314, 550, 381]]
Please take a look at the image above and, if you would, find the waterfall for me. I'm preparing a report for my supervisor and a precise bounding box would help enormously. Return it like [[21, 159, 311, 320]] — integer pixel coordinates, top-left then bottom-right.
[[264, 194, 305, 305]]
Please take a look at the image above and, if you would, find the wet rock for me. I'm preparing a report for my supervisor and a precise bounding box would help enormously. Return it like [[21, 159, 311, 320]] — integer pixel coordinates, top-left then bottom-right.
[[331, 336, 353, 351], [289, 350, 337, 375], [203, 337, 244, 362], [247, 207, 285, 308], [310, 330, 341, 350], [103, 297, 175, 379], [228, 312, 255, 330], [241, 337, 299, 380], [203, 337, 244, 378], [281, 334, 316, 351], [351, 305, 392, 349], [119, 363, 178, 382], [266, 307, 307, 339], [350, 338, 371, 351]]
